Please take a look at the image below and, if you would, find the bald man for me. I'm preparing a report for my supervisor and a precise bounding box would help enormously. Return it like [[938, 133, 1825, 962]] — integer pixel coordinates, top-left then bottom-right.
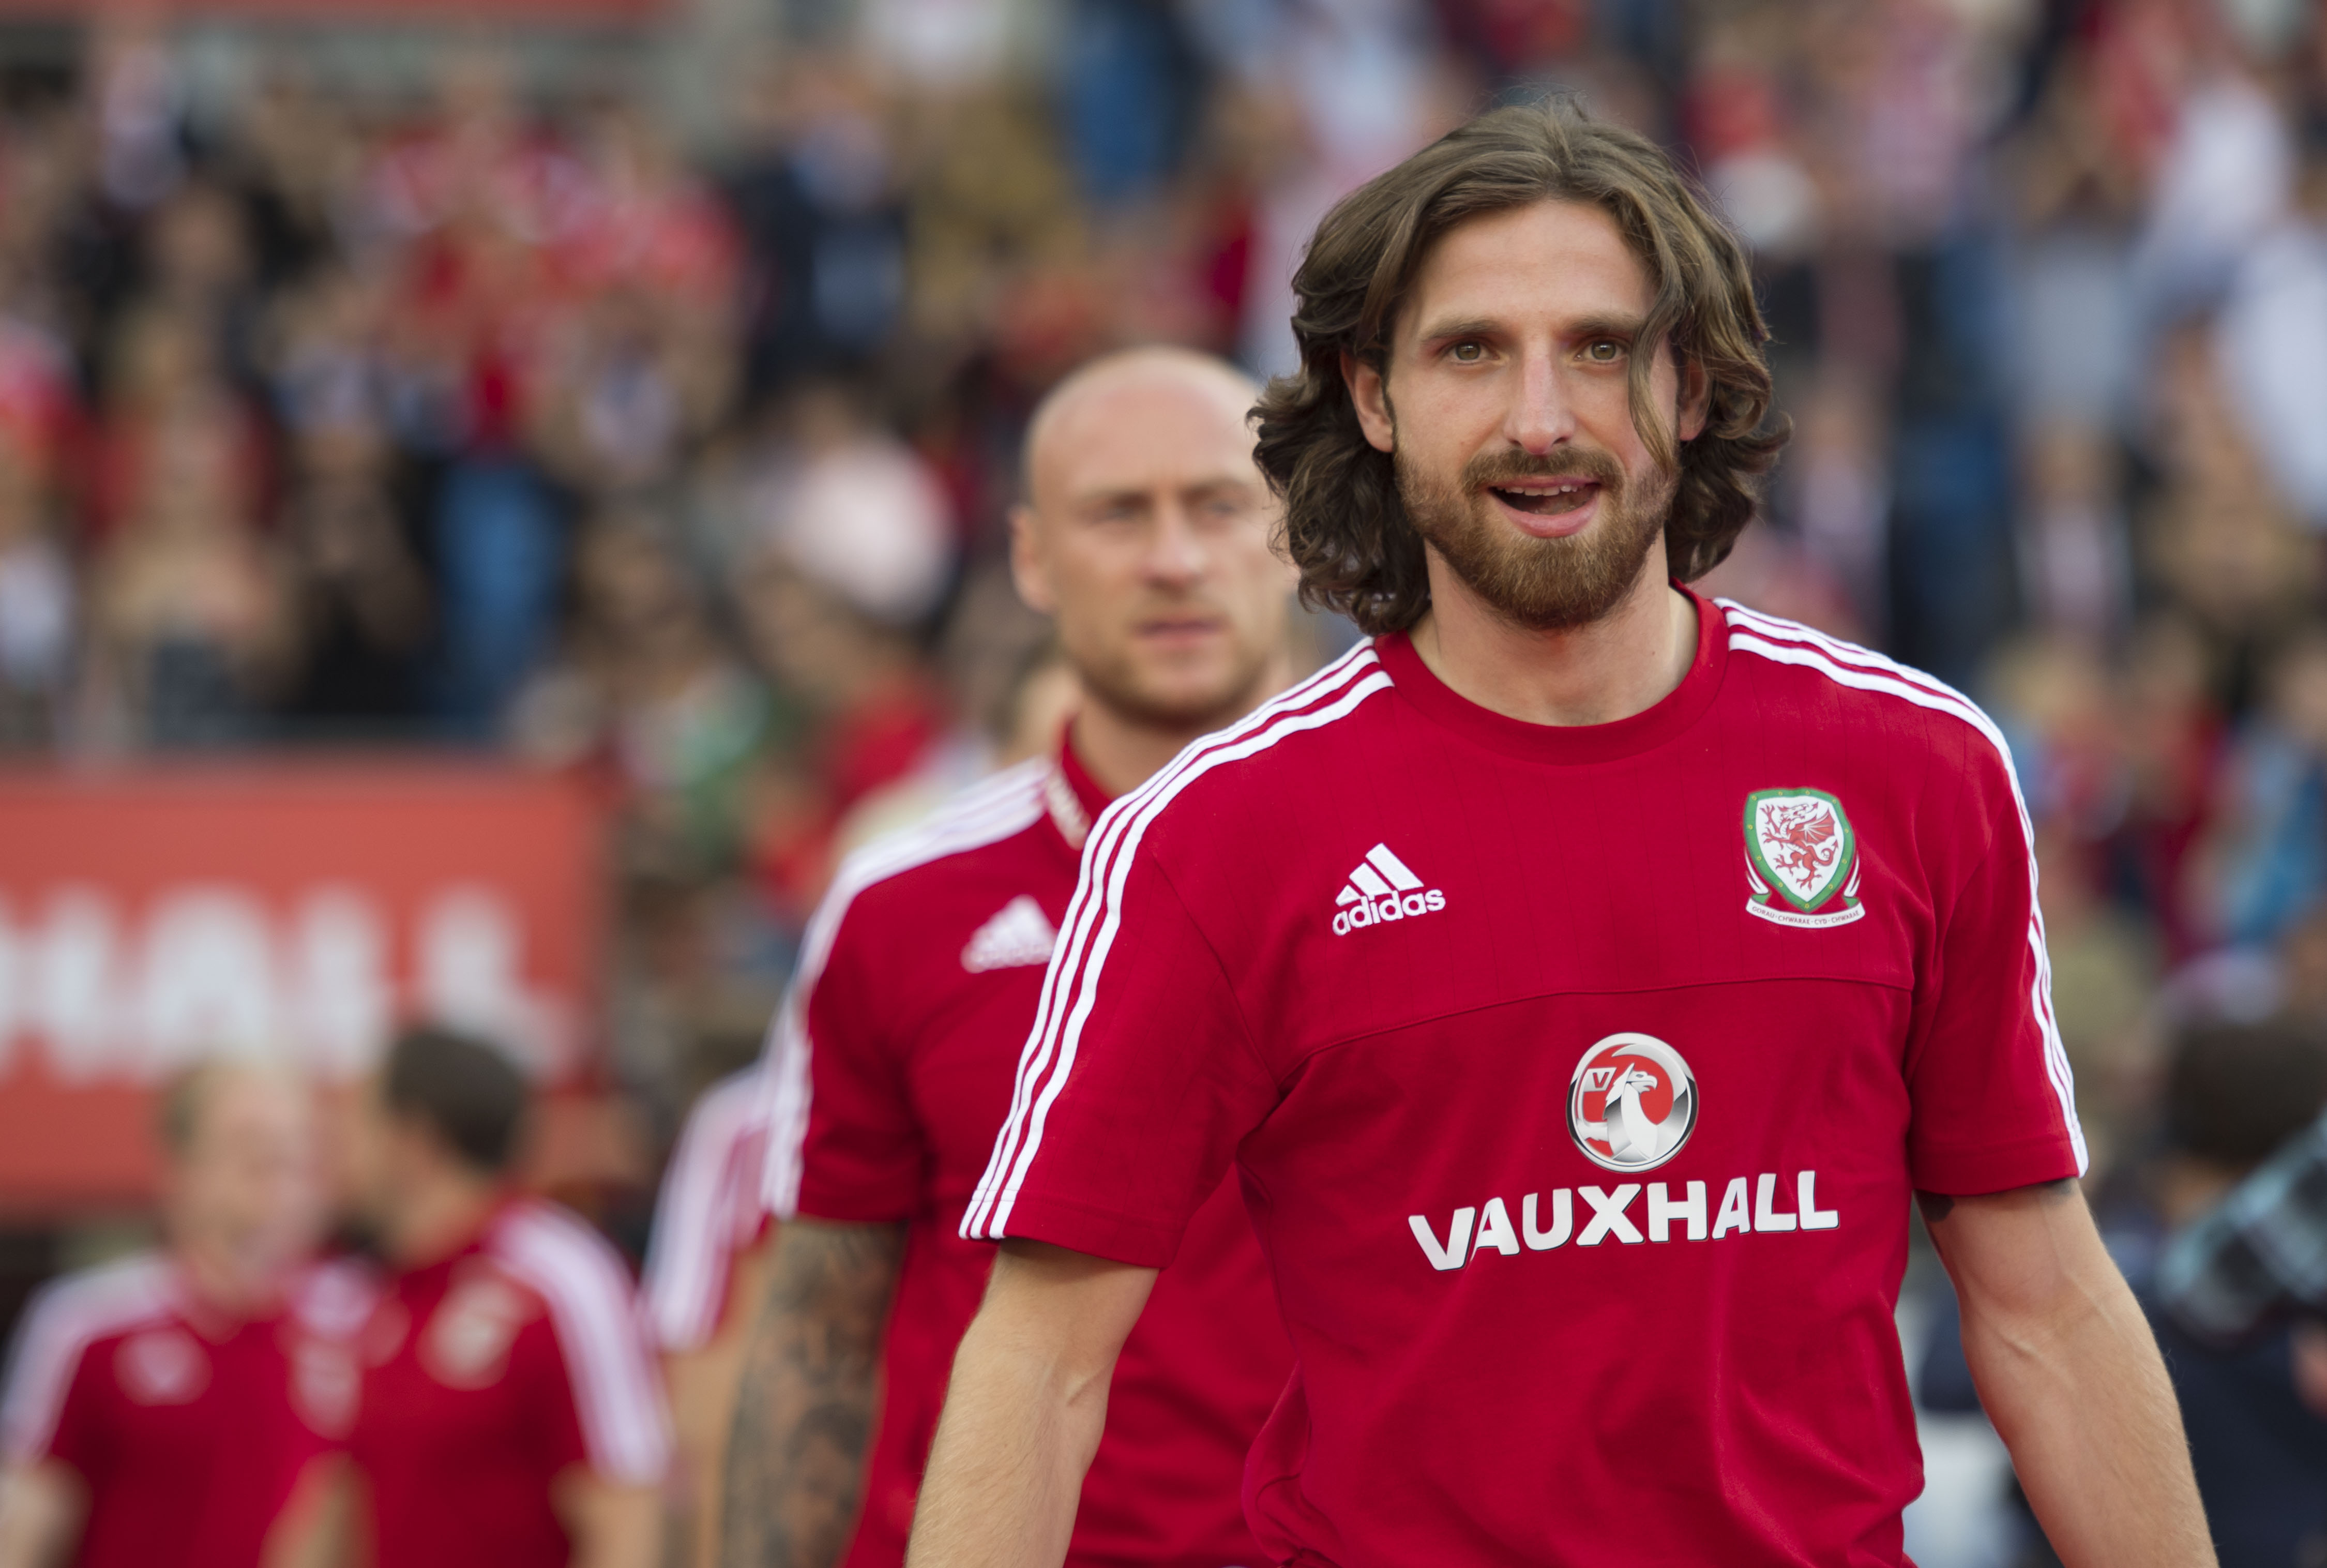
[[720, 348, 1300, 1568]]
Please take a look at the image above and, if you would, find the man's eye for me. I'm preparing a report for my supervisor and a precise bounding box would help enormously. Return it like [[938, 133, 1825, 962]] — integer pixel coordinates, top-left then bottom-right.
[[1449, 342, 1484, 363], [1584, 340, 1625, 364]]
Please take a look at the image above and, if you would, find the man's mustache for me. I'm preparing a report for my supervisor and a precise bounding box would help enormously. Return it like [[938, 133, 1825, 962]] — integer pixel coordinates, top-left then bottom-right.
[[1460, 447, 1625, 492]]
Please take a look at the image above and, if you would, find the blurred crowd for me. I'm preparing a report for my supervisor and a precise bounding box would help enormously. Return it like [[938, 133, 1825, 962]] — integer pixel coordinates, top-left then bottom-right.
[[2, 0, 2327, 1560]]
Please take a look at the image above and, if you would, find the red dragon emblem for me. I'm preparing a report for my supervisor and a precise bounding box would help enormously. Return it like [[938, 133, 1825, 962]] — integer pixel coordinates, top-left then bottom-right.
[[1760, 800, 1840, 885]]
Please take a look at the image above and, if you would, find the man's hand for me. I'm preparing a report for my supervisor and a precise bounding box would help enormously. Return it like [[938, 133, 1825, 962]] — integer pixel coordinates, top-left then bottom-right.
[[720, 1218, 905, 1568], [1921, 1181, 2214, 1567], [0, 1461, 84, 1568], [905, 1241, 1155, 1568], [553, 1473, 663, 1568]]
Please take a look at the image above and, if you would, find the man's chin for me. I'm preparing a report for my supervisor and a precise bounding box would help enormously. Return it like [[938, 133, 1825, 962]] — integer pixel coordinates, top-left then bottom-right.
[[1084, 666, 1263, 735]]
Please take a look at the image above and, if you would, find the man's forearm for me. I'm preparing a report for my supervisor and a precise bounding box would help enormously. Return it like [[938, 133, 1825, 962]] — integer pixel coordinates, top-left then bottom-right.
[[904, 1300, 1110, 1567], [905, 1242, 1156, 1568], [1928, 1186, 2214, 1568], [720, 1221, 904, 1568]]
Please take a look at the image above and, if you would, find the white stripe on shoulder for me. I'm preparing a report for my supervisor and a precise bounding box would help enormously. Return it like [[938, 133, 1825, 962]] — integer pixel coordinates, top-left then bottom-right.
[[1, 1252, 177, 1463], [643, 1067, 768, 1352], [1718, 600, 2087, 1174], [488, 1202, 673, 1484], [965, 643, 1392, 1240], [760, 761, 1053, 1217]]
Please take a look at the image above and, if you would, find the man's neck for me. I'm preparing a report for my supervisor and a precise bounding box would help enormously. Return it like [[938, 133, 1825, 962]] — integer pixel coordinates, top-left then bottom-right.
[[1407, 555, 1697, 728], [386, 1171, 502, 1270], [170, 1238, 282, 1323], [1070, 652, 1294, 797]]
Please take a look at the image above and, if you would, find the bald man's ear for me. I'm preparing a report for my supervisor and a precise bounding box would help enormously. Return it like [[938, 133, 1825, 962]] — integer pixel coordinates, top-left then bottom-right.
[[1008, 504, 1058, 615], [1343, 352, 1395, 455]]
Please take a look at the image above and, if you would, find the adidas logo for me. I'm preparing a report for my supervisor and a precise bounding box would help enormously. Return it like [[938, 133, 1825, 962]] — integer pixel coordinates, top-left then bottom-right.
[[962, 895, 1059, 972], [1331, 843, 1446, 936]]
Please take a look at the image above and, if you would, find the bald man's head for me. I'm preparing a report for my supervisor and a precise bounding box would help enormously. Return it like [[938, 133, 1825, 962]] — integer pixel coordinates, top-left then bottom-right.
[[1022, 347, 1261, 508], [1011, 348, 1294, 734]]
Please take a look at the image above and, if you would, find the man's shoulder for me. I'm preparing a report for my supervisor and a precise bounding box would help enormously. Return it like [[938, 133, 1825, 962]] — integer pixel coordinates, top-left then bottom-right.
[[1107, 644, 1400, 863], [482, 1204, 670, 1479], [485, 1200, 638, 1304], [822, 760, 1060, 934], [11, 1252, 179, 1363], [1716, 600, 2019, 790], [2, 1252, 178, 1457]]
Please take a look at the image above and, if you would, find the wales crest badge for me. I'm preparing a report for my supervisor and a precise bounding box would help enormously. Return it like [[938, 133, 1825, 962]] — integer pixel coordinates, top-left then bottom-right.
[[1743, 788, 1865, 929]]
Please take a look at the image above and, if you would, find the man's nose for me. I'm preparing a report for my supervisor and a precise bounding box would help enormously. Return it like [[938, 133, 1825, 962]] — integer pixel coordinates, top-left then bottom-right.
[[1506, 349, 1578, 455], [1143, 503, 1207, 585]]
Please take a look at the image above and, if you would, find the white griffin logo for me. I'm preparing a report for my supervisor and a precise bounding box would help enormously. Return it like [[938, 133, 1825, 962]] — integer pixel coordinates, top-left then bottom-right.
[[1568, 1033, 1699, 1173]]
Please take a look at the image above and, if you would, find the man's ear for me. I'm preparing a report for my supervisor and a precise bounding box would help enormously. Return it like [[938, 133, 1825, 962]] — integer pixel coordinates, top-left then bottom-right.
[[1343, 351, 1396, 455], [1008, 504, 1057, 615], [1676, 355, 1711, 444]]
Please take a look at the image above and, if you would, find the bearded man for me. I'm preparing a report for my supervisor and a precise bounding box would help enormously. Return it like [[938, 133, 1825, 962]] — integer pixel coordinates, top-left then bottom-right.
[[909, 101, 2213, 1568]]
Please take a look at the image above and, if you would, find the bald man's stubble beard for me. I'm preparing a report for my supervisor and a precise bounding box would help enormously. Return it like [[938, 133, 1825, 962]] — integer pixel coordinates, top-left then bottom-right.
[[1074, 627, 1283, 737], [1396, 442, 1678, 632]]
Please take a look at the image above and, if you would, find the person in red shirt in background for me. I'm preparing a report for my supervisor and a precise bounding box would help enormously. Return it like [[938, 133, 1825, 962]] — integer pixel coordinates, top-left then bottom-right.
[[719, 346, 1299, 1568], [0, 1062, 358, 1568], [643, 1065, 774, 1568], [294, 1026, 671, 1568]]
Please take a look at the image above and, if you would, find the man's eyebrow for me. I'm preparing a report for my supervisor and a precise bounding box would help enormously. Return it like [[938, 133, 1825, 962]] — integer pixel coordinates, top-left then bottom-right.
[[1412, 314, 1504, 344], [1410, 311, 1651, 344], [1567, 313, 1649, 341]]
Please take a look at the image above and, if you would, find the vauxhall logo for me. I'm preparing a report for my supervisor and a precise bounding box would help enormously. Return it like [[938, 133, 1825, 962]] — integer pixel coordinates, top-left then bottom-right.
[[1408, 1032, 1839, 1271]]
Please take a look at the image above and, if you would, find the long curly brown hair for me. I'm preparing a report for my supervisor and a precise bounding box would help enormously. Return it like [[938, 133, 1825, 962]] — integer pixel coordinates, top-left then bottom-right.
[[1253, 100, 1790, 636]]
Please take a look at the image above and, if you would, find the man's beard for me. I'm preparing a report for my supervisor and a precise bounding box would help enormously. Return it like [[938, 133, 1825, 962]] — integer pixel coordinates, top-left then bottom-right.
[[1396, 442, 1677, 631]]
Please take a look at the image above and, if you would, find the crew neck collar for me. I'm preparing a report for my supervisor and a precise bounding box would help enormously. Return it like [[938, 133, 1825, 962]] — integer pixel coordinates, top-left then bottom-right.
[[1376, 585, 1728, 766], [1047, 729, 1118, 851]]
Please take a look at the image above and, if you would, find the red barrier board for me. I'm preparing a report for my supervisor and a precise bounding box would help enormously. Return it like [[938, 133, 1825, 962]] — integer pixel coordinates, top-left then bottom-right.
[[0, 761, 607, 1212]]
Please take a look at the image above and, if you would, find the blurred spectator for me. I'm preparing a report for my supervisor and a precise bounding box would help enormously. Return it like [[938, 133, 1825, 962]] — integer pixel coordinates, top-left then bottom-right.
[[2201, 626, 2327, 951], [82, 388, 290, 749], [0, 446, 73, 750], [311, 1025, 669, 1568], [2150, 1018, 2327, 1567], [0, 1064, 355, 1568], [273, 450, 433, 739], [515, 512, 780, 876]]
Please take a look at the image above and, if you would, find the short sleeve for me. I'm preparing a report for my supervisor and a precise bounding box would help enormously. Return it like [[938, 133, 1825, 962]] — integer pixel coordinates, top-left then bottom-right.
[[767, 889, 929, 1224], [0, 1286, 100, 1473], [512, 1317, 592, 1479], [490, 1209, 672, 1487], [963, 842, 1280, 1268], [642, 1071, 768, 1353], [1903, 745, 2087, 1193]]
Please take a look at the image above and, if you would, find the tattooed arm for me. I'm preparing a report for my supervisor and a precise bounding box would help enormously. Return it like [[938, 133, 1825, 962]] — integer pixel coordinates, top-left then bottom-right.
[[720, 1218, 906, 1568]]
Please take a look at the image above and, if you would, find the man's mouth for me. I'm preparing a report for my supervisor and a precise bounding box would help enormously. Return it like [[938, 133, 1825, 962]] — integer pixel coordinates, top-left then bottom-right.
[[1486, 478, 1601, 517], [1137, 614, 1225, 641]]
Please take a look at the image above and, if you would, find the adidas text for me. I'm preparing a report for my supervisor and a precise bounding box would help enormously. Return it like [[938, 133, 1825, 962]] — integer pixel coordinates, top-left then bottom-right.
[[1333, 888, 1447, 935], [1332, 843, 1447, 936]]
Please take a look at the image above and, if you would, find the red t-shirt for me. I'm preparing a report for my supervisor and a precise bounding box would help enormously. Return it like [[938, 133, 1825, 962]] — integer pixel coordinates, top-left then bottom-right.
[[643, 1067, 774, 1354], [965, 595, 2086, 1567], [346, 1200, 671, 1568], [0, 1252, 370, 1568], [760, 741, 1294, 1567]]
